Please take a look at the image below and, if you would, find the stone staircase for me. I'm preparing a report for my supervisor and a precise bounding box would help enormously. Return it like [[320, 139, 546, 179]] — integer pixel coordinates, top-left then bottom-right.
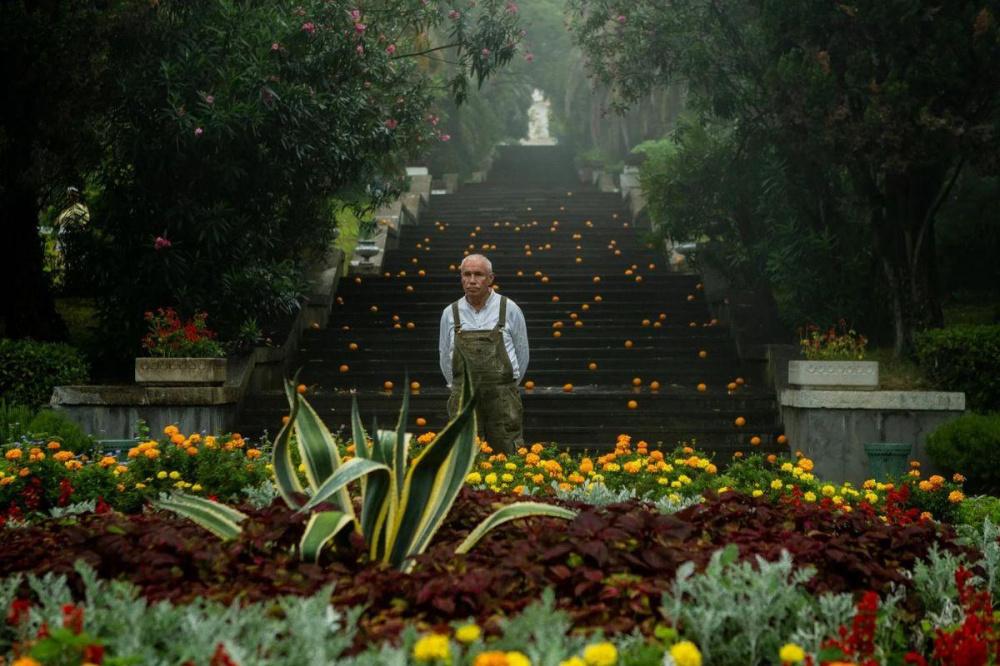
[[238, 146, 783, 455]]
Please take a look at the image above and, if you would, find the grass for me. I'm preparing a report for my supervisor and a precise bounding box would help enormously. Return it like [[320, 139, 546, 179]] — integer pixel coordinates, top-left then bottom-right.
[[866, 347, 931, 391]]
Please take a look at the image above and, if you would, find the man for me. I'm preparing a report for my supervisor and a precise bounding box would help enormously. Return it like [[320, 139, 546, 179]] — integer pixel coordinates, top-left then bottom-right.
[[439, 254, 529, 454]]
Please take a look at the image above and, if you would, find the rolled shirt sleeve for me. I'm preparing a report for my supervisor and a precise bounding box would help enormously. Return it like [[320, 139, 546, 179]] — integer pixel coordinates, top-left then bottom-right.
[[506, 300, 529, 382], [439, 305, 455, 386]]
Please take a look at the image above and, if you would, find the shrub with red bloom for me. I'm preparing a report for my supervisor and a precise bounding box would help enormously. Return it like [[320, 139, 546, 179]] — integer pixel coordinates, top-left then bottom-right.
[[7, 598, 30, 626], [141, 308, 224, 357]]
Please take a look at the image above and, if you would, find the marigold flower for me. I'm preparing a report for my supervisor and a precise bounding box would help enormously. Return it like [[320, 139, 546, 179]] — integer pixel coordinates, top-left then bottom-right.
[[623, 461, 642, 474], [46, 441, 61, 450], [530, 443, 544, 454], [559, 658, 586, 666], [13, 657, 42, 666], [466, 472, 483, 484], [164, 425, 179, 436], [771, 479, 783, 490], [480, 461, 493, 470], [920, 511, 933, 521], [186, 446, 198, 456], [779, 642, 806, 663], [532, 473, 545, 484], [752, 489, 764, 497], [603, 463, 620, 472], [797, 458, 814, 472], [803, 491, 817, 502], [246, 448, 262, 460], [157, 471, 168, 479], [135, 482, 146, 489], [780, 462, 794, 473], [170, 433, 186, 445], [669, 640, 702, 666], [114, 465, 128, 475], [909, 460, 921, 468], [98, 456, 117, 468], [501, 473, 514, 483], [169, 471, 181, 480], [18, 467, 30, 477], [705, 464, 718, 474], [513, 485, 526, 494], [484, 473, 498, 485], [649, 450, 664, 462], [928, 474, 945, 486], [64, 460, 82, 471], [517, 447, 528, 456], [505, 462, 517, 471], [191, 484, 202, 492], [908, 469, 921, 477], [505, 652, 530, 666], [918, 480, 934, 492], [579, 458, 594, 474], [953, 473, 966, 483], [766, 454, 778, 464], [412, 633, 450, 662], [205, 436, 218, 448], [455, 624, 483, 645], [948, 490, 965, 503], [474, 651, 509, 666], [821, 484, 835, 497], [53, 451, 73, 462], [558, 482, 572, 491], [144, 448, 160, 459]]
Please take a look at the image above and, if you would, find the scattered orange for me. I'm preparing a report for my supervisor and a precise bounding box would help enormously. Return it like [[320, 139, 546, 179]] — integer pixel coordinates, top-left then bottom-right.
[[406, 322, 416, 329], [632, 377, 642, 386], [635, 276, 643, 283], [339, 364, 349, 373], [588, 362, 598, 370], [727, 382, 738, 391], [296, 384, 308, 394], [594, 295, 603, 302], [777, 434, 788, 445], [574, 320, 583, 327], [649, 381, 661, 391], [734, 416, 746, 427], [698, 350, 708, 359], [553, 331, 562, 338], [624, 340, 634, 349], [553, 321, 564, 328], [383, 381, 394, 391], [593, 276, 601, 283], [370, 305, 379, 312], [524, 380, 535, 390], [563, 383, 574, 392], [642, 319, 651, 327], [582, 304, 590, 311], [416, 417, 427, 427], [627, 400, 638, 409], [349, 342, 359, 351], [658, 313, 667, 320], [687, 294, 695, 302], [696, 383, 707, 392], [354, 277, 362, 284], [282, 415, 290, 425], [750, 436, 762, 446], [552, 295, 560, 302], [653, 321, 662, 328], [735, 377, 745, 385], [410, 381, 421, 391], [405, 285, 414, 292]]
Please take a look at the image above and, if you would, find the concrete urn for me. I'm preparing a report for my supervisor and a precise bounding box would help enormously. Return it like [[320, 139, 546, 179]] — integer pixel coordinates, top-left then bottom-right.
[[788, 360, 879, 390], [135, 357, 227, 385]]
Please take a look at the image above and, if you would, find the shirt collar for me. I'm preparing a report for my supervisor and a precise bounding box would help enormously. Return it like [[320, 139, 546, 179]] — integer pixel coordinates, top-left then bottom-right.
[[464, 288, 495, 313]]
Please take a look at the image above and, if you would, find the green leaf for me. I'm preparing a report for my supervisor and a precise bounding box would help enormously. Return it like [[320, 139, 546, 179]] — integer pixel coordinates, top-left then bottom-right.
[[719, 543, 739, 566], [272, 383, 304, 508], [298, 457, 389, 514], [283, 379, 345, 505], [455, 502, 577, 555], [154, 493, 248, 541], [300, 511, 353, 563], [387, 363, 478, 570], [354, 397, 391, 550]]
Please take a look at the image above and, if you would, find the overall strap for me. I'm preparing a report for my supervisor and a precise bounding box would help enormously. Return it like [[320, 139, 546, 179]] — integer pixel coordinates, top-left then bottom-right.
[[495, 295, 508, 331], [452, 301, 462, 333]]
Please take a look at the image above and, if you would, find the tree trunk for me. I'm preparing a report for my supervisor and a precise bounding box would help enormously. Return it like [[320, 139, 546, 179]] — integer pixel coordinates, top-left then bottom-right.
[[0, 183, 66, 340]]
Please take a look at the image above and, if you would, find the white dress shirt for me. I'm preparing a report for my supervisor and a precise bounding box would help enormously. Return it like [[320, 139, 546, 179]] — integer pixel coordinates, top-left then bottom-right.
[[439, 289, 529, 387]]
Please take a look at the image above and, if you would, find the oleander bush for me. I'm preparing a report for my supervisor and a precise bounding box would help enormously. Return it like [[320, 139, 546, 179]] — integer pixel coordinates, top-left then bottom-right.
[[914, 324, 1000, 411], [0, 339, 88, 408]]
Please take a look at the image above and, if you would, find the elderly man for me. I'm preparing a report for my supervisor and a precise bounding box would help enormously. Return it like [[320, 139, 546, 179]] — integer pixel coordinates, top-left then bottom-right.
[[439, 254, 529, 454]]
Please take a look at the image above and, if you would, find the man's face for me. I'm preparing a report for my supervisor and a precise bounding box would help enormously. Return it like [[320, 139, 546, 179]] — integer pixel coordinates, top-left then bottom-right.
[[460, 258, 493, 299]]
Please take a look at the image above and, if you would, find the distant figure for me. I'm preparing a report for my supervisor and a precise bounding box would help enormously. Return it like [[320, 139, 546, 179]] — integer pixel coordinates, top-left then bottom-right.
[[523, 88, 556, 145], [439, 254, 529, 454], [43, 187, 91, 287]]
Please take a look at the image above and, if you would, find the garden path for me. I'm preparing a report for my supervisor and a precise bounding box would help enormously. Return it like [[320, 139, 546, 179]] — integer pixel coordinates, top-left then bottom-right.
[[239, 146, 783, 454]]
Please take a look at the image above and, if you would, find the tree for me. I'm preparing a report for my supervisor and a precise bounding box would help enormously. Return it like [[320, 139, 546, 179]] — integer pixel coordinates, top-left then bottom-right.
[[568, 0, 1000, 354]]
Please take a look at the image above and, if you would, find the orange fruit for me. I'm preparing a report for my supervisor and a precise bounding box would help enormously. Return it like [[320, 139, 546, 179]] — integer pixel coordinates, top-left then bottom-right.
[[627, 400, 638, 409], [776, 434, 788, 445], [349, 342, 359, 351], [594, 295, 603, 302], [416, 417, 427, 427], [336, 296, 344, 304], [750, 436, 762, 446], [341, 325, 351, 331], [696, 282, 703, 290], [649, 381, 661, 391], [553, 331, 562, 338], [354, 277, 362, 284], [534, 270, 543, 277], [649, 263, 656, 270], [282, 415, 291, 425], [541, 276, 549, 283], [575, 257, 582, 263], [696, 383, 707, 392], [552, 295, 560, 302], [574, 320, 583, 328], [296, 384, 308, 394], [653, 321, 662, 328], [625, 269, 634, 276], [624, 340, 634, 349], [727, 382, 738, 391], [563, 383, 574, 392], [569, 313, 578, 320], [410, 381, 421, 391], [632, 377, 642, 386], [593, 276, 601, 283], [698, 350, 708, 359], [418, 269, 426, 277], [635, 276, 643, 283], [310, 322, 321, 330], [553, 321, 564, 328], [735, 377, 745, 385], [734, 416, 746, 427], [370, 305, 379, 313], [642, 319, 651, 326], [659, 313, 667, 320], [588, 362, 598, 370], [687, 294, 695, 302], [406, 322, 415, 329], [405, 285, 414, 292], [339, 364, 349, 373], [524, 380, 535, 390], [383, 381, 394, 391], [582, 304, 590, 311]]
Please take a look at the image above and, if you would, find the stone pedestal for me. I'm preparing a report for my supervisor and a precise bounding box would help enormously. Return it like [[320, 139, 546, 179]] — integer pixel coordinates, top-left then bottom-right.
[[135, 357, 226, 385], [779, 389, 966, 485]]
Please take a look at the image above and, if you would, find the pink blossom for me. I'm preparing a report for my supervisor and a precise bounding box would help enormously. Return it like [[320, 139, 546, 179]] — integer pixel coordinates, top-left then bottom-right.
[[481, 47, 490, 57], [349, 8, 361, 21], [354, 22, 366, 34], [154, 236, 172, 250], [448, 9, 460, 19], [440, 133, 451, 142], [506, 1, 518, 13], [386, 43, 396, 55], [356, 44, 364, 54], [193, 127, 204, 137], [616, 14, 626, 23], [204, 94, 215, 104], [427, 114, 439, 126], [524, 52, 534, 63], [384, 118, 399, 129], [302, 21, 316, 33], [271, 42, 281, 51]]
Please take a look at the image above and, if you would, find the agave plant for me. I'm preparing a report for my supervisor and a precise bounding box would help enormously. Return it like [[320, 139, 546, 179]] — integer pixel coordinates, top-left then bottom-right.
[[157, 365, 576, 572]]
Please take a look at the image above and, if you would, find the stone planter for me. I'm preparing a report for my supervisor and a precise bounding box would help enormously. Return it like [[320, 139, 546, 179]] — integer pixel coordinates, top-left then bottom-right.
[[135, 357, 227, 385], [788, 360, 879, 390], [864, 442, 913, 480]]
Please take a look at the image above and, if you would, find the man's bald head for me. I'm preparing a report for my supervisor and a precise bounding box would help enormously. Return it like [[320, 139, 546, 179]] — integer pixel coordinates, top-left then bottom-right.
[[460, 254, 493, 275]]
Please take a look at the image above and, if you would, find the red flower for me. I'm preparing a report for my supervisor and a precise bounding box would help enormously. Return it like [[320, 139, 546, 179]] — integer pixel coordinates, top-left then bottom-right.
[[62, 603, 85, 634], [83, 644, 106, 664], [7, 598, 31, 626]]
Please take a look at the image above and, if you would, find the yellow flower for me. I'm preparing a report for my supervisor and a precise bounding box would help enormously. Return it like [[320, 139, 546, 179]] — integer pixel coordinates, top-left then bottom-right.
[[455, 624, 481, 644], [64, 460, 82, 471], [412, 633, 451, 662], [863, 479, 877, 490], [800, 473, 814, 482], [678, 474, 692, 485], [949, 490, 965, 503], [803, 491, 817, 502], [466, 472, 483, 484], [668, 493, 682, 503], [622, 460, 642, 474], [821, 484, 835, 497], [779, 643, 806, 663], [780, 462, 794, 473], [671, 481, 682, 489], [752, 489, 764, 498], [114, 465, 128, 475], [582, 641, 617, 666], [191, 484, 203, 492], [832, 496, 843, 506], [157, 471, 168, 479], [505, 462, 517, 471], [135, 482, 146, 490], [603, 463, 620, 472], [169, 470, 181, 480], [532, 473, 545, 484], [485, 473, 498, 485], [506, 652, 531, 666], [669, 641, 702, 666], [770, 479, 783, 490], [705, 464, 717, 474], [865, 492, 879, 504], [559, 658, 586, 666], [501, 473, 514, 483], [657, 477, 669, 485]]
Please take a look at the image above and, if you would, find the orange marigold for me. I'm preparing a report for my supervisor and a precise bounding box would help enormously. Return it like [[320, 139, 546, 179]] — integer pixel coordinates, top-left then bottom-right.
[[46, 441, 61, 450]]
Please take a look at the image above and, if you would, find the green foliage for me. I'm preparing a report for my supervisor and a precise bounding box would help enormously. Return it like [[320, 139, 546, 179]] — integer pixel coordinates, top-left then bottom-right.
[[0, 339, 88, 408], [926, 413, 1000, 495], [27, 410, 95, 454], [956, 495, 1000, 529], [0, 401, 36, 446], [915, 325, 1000, 411]]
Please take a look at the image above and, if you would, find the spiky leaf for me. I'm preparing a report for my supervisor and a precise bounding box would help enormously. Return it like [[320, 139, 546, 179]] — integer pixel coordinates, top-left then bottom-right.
[[272, 384, 304, 508], [300, 511, 353, 562], [298, 457, 389, 514], [154, 493, 248, 541], [455, 502, 578, 555]]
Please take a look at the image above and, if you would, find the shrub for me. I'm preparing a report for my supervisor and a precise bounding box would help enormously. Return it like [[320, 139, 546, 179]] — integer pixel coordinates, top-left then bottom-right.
[[0, 339, 88, 408], [27, 409, 94, 453], [0, 401, 36, 445], [956, 495, 1000, 529], [926, 413, 1000, 495], [914, 324, 1000, 411]]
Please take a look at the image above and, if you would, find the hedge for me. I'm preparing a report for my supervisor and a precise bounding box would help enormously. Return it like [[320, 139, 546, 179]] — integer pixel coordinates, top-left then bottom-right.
[[914, 324, 1000, 412], [0, 339, 89, 408], [926, 412, 1000, 495]]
